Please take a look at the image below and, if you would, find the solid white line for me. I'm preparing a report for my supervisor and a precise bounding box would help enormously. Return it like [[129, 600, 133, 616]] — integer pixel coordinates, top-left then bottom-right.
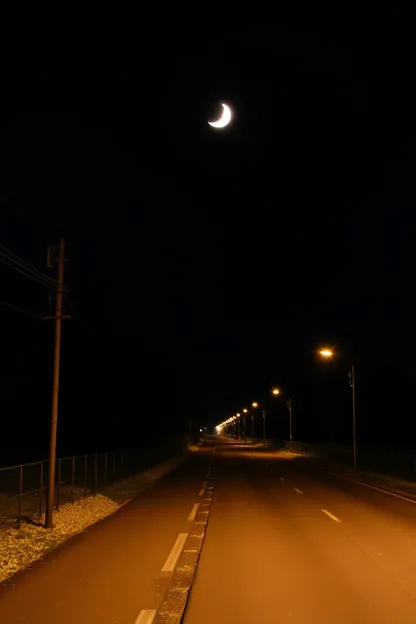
[[119, 497, 134, 508], [328, 470, 416, 505], [161, 533, 188, 572], [294, 488, 303, 495], [187, 503, 200, 521], [135, 610, 156, 624], [321, 509, 341, 523]]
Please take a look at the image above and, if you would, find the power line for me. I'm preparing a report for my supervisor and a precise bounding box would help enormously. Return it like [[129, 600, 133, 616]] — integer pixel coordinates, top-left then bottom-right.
[[0, 299, 41, 318], [0, 253, 57, 291], [0, 243, 58, 290], [0, 243, 57, 285]]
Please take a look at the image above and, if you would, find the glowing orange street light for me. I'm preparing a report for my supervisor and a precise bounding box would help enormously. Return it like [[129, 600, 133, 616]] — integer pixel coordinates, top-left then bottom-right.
[[318, 348, 334, 358], [271, 387, 281, 396], [318, 347, 356, 469], [243, 408, 248, 413], [252, 402, 258, 408]]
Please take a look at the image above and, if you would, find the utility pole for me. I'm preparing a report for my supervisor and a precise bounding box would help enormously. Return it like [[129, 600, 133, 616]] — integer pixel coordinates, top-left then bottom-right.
[[45, 239, 68, 528]]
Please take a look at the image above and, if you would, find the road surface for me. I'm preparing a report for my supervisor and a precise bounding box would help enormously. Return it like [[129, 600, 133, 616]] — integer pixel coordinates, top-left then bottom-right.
[[3, 438, 416, 622], [185, 440, 416, 622]]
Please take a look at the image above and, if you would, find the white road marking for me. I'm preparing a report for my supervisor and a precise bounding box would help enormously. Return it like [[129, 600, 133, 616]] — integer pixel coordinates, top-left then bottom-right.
[[161, 533, 188, 572], [294, 488, 303, 495], [280, 477, 284, 481], [135, 610, 156, 624], [195, 521, 207, 524], [321, 509, 341, 523], [183, 549, 198, 553], [328, 470, 416, 505], [119, 497, 134, 508], [204, 497, 212, 501], [199, 481, 208, 496], [187, 503, 200, 521]]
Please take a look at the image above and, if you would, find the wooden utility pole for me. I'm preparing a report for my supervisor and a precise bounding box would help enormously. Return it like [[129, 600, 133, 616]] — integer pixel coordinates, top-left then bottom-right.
[[45, 239, 67, 528]]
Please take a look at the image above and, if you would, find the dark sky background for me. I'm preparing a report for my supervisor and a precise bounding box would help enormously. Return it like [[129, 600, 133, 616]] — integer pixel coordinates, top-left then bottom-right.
[[1, 12, 416, 463]]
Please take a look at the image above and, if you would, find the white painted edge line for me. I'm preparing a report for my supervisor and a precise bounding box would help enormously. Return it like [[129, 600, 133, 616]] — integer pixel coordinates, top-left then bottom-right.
[[161, 533, 188, 572], [199, 480, 208, 496], [119, 497, 134, 508], [187, 503, 200, 522], [135, 609, 157, 624], [321, 509, 341, 523], [294, 488, 303, 495], [328, 470, 416, 505]]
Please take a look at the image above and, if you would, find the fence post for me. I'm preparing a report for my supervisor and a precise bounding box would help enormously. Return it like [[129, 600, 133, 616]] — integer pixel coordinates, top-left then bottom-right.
[[71, 456, 75, 502], [104, 452, 108, 487], [17, 465, 23, 529], [56, 458, 61, 511], [39, 461, 44, 518], [94, 453, 98, 496], [113, 452, 116, 487], [84, 455, 88, 497]]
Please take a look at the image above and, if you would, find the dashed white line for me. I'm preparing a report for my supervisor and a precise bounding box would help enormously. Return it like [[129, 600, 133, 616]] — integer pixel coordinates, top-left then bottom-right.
[[199, 480, 208, 496], [321, 509, 341, 523], [161, 533, 188, 572], [187, 503, 200, 521], [294, 488, 303, 495], [135, 609, 156, 624]]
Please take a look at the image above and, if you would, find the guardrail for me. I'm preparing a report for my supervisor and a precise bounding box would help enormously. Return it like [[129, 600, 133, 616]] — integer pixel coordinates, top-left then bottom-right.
[[0, 437, 186, 528], [278, 440, 416, 481]]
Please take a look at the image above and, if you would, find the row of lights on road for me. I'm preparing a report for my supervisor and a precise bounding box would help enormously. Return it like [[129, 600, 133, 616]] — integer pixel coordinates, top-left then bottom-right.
[[215, 348, 357, 468]]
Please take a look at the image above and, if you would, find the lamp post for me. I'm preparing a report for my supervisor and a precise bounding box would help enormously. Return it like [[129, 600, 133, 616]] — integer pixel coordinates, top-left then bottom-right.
[[251, 402, 259, 439], [243, 409, 248, 442], [318, 348, 356, 469], [287, 398, 293, 452]]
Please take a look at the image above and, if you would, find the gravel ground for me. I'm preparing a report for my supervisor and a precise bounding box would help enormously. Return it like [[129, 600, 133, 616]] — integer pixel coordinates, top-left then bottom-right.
[[0, 494, 119, 583]]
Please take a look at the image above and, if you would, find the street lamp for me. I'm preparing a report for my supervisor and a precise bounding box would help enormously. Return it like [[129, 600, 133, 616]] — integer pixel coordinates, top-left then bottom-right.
[[251, 402, 259, 438], [271, 387, 292, 451], [318, 347, 356, 469], [242, 409, 248, 442]]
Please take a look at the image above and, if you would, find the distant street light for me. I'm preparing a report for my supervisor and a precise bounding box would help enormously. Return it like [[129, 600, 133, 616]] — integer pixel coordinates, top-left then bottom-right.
[[251, 402, 259, 438], [242, 409, 248, 441], [271, 387, 292, 451], [318, 347, 356, 469]]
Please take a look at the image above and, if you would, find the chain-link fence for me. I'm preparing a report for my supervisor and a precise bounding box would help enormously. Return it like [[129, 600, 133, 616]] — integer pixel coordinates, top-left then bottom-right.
[[0, 437, 186, 529]]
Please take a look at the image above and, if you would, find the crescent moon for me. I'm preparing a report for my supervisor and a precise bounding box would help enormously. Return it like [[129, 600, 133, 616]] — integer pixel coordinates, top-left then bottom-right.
[[208, 103, 232, 128]]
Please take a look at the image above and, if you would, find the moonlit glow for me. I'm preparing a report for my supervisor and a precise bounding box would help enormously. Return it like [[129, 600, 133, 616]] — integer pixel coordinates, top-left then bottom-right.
[[208, 103, 232, 128]]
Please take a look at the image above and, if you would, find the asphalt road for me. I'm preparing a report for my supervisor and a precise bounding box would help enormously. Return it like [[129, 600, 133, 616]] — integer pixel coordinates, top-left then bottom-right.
[[3, 438, 416, 622], [184, 439, 416, 623]]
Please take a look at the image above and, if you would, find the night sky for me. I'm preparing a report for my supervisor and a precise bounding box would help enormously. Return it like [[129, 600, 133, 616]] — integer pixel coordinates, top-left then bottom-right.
[[1, 13, 416, 462]]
